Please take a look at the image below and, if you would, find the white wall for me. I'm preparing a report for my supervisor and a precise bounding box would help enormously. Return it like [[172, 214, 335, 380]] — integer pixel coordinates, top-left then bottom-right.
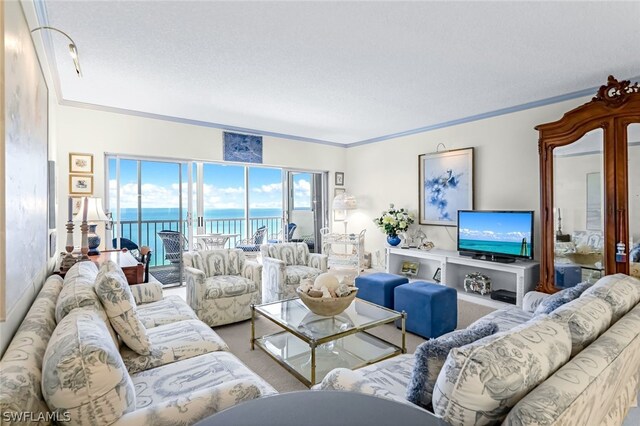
[[55, 105, 346, 247], [345, 96, 595, 262], [1, 0, 59, 355]]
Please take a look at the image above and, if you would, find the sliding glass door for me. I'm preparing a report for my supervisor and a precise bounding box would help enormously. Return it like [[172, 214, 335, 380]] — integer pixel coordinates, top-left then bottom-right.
[[107, 156, 190, 287], [284, 170, 328, 253]]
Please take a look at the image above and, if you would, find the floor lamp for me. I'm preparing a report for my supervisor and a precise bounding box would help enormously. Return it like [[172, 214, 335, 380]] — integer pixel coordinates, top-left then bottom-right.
[[333, 192, 357, 234]]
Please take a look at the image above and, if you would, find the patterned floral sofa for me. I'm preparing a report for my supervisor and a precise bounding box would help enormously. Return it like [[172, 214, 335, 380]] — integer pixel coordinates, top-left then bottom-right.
[[260, 242, 328, 303], [317, 274, 640, 426], [0, 261, 276, 425], [183, 249, 262, 327]]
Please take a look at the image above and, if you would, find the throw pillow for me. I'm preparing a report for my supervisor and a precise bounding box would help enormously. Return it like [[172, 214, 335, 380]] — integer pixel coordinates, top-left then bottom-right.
[[95, 262, 152, 355], [406, 322, 499, 410], [432, 316, 572, 425], [581, 273, 640, 322], [533, 281, 592, 316], [42, 309, 136, 425]]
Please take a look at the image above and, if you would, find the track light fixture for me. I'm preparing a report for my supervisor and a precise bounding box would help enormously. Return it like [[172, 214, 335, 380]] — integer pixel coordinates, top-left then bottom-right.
[[30, 26, 82, 77]]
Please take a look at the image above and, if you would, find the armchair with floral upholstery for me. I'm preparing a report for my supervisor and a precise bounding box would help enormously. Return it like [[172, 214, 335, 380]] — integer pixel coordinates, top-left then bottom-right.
[[183, 249, 262, 327], [260, 242, 328, 303]]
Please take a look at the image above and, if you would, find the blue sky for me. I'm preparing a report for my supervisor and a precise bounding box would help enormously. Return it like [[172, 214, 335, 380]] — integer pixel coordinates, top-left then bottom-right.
[[458, 211, 532, 242], [108, 160, 309, 209]]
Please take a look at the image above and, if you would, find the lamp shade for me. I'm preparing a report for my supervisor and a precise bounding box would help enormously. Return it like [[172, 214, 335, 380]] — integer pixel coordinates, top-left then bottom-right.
[[73, 197, 109, 222], [333, 192, 357, 210]]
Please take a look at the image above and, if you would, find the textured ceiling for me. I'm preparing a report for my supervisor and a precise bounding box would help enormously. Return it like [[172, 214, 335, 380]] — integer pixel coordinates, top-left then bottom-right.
[[38, 1, 640, 145]]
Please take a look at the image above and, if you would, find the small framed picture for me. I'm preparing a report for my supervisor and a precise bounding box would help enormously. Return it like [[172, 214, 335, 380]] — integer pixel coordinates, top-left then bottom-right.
[[433, 267, 442, 283], [401, 261, 419, 277], [334, 187, 346, 197], [69, 152, 93, 174], [71, 197, 84, 215], [69, 174, 93, 195], [335, 172, 344, 186]]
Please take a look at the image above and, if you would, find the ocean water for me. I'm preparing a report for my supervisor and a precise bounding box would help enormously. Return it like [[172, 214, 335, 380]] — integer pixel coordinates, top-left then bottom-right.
[[459, 239, 532, 257], [113, 208, 282, 266]]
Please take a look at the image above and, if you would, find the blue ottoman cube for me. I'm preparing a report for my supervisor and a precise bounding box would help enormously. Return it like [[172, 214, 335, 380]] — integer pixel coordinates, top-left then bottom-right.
[[394, 282, 457, 339], [555, 264, 582, 289], [355, 273, 409, 309]]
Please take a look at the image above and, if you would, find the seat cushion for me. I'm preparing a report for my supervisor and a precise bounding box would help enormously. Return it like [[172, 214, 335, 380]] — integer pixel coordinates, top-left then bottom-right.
[[407, 322, 499, 410], [550, 294, 613, 356], [199, 249, 243, 277], [533, 281, 592, 316], [136, 295, 199, 328], [120, 320, 229, 374], [581, 273, 640, 322], [432, 316, 572, 425], [95, 262, 152, 355], [130, 351, 277, 409], [42, 309, 136, 425], [470, 306, 533, 332], [284, 265, 322, 285], [205, 275, 258, 299]]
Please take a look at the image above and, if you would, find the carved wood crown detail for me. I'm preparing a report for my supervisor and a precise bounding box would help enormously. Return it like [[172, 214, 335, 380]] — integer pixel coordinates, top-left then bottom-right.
[[592, 75, 640, 107]]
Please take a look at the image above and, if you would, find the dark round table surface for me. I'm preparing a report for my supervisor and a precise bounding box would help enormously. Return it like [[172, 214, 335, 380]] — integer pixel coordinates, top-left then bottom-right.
[[195, 390, 448, 426]]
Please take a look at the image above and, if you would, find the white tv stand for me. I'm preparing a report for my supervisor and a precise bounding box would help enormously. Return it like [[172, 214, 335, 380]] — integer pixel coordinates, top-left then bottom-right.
[[386, 248, 540, 309]]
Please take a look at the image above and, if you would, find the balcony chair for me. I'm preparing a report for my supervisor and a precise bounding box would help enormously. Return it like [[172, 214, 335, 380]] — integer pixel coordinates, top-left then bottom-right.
[[183, 249, 262, 326], [235, 225, 268, 255], [157, 230, 189, 264], [112, 237, 152, 283], [268, 223, 297, 244], [260, 242, 328, 303]]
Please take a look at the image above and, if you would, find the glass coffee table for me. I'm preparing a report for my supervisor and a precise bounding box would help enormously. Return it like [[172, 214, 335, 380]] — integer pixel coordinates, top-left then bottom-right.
[[251, 298, 406, 387]]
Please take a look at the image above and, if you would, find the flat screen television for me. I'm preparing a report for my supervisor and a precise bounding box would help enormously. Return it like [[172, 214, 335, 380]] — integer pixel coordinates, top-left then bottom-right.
[[457, 210, 534, 262]]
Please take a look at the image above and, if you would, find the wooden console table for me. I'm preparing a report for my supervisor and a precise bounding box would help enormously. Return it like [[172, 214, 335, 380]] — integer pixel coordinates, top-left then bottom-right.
[[56, 250, 144, 285]]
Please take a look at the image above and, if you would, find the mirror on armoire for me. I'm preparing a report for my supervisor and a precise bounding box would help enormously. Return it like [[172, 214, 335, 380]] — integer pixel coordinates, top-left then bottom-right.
[[628, 123, 640, 279], [537, 76, 640, 292]]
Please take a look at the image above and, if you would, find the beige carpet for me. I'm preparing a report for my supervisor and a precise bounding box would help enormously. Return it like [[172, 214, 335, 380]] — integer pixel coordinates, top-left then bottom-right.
[[163, 285, 495, 393]]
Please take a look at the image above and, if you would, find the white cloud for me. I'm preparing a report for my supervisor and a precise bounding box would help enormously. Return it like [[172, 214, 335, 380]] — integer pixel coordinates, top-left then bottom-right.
[[459, 227, 531, 242], [253, 183, 282, 193]]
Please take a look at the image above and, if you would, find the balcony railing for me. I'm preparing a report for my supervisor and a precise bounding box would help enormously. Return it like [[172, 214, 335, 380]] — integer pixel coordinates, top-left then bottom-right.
[[115, 216, 283, 267]]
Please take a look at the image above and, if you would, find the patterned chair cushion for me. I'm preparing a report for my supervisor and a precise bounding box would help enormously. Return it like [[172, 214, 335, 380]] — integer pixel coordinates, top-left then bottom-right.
[[130, 351, 277, 409], [120, 320, 229, 374], [265, 243, 309, 266], [533, 281, 592, 316], [284, 265, 322, 286], [581, 273, 640, 322], [204, 275, 258, 299], [550, 294, 613, 356], [95, 262, 152, 355], [470, 306, 533, 332], [199, 249, 243, 277], [136, 295, 199, 328], [407, 322, 499, 410], [41, 309, 136, 425], [432, 316, 572, 425]]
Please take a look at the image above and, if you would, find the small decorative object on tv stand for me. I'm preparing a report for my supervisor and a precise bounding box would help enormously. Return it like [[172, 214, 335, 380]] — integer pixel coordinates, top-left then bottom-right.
[[463, 272, 491, 295]]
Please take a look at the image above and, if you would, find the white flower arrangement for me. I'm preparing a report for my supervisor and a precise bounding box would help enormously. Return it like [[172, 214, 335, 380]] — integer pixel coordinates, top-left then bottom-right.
[[373, 204, 415, 236]]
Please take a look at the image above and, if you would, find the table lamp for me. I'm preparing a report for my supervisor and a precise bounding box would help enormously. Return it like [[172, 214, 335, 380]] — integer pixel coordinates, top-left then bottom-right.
[[333, 192, 357, 234], [74, 197, 109, 255]]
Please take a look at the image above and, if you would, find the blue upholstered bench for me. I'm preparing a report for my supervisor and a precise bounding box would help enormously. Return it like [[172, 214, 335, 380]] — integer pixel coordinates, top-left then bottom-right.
[[394, 281, 457, 339], [554, 264, 582, 289], [355, 273, 409, 309]]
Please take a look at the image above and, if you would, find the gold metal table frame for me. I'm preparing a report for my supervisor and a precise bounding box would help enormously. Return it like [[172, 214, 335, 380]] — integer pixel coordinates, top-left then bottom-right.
[[251, 297, 406, 387]]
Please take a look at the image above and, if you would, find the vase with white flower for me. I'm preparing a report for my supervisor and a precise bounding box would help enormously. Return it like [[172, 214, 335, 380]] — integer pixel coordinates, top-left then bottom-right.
[[374, 204, 415, 247]]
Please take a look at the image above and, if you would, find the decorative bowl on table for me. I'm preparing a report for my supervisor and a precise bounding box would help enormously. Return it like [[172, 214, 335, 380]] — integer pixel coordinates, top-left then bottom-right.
[[296, 288, 358, 316]]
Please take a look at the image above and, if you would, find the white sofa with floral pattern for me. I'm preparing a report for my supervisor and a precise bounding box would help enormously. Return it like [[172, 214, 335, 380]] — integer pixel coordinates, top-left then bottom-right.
[[0, 260, 276, 425], [260, 242, 328, 303], [317, 274, 640, 426], [182, 249, 262, 327]]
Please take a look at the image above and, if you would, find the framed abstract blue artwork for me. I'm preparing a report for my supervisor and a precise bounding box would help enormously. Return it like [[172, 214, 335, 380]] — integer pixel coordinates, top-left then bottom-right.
[[223, 132, 263, 163], [418, 148, 474, 226]]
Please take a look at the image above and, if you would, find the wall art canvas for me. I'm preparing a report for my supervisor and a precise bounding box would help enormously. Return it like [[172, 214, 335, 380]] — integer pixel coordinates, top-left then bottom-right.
[[223, 132, 263, 163], [3, 1, 49, 319], [69, 174, 93, 195], [419, 148, 473, 226], [69, 152, 93, 173]]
